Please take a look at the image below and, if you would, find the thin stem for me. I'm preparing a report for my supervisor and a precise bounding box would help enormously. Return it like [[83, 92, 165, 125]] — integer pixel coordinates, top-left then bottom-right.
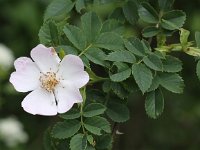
[[78, 44, 93, 57]]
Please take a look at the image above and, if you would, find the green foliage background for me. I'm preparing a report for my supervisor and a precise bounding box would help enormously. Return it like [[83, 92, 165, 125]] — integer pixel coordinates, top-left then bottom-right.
[[0, 0, 200, 150]]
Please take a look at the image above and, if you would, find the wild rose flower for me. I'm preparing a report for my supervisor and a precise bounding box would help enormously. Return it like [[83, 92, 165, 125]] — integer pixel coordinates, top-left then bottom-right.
[[9, 44, 89, 116]]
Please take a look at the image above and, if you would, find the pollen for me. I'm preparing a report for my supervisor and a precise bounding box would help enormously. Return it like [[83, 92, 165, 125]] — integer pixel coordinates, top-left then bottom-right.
[[40, 72, 59, 92]]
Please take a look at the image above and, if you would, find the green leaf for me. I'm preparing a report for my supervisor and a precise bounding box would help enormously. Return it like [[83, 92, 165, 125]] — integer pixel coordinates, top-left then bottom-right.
[[148, 75, 160, 92], [56, 45, 78, 55], [122, 1, 139, 25], [43, 128, 54, 150], [81, 55, 90, 68], [106, 102, 130, 122], [63, 25, 86, 50], [162, 56, 182, 72], [96, 134, 112, 149], [180, 28, 190, 46], [106, 51, 136, 63], [101, 19, 124, 34], [84, 116, 111, 135], [59, 108, 80, 120], [138, 2, 159, 23], [132, 63, 153, 94], [124, 38, 146, 57], [95, 32, 124, 51], [84, 47, 107, 67], [145, 89, 164, 119], [184, 47, 200, 57], [81, 12, 102, 43], [83, 103, 106, 117], [143, 53, 163, 71], [75, 0, 85, 13], [110, 62, 132, 82], [158, 0, 174, 11], [195, 31, 200, 48], [52, 120, 81, 139], [161, 10, 186, 30], [159, 73, 184, 93], [70, 134, 87, 150], [86, 146, 95, 150], [142, 26, 159, 37], [111, 82, 129, 99], [44, 0, 74, 21], [109, 8, 125, 23], [196, 60, 200, 80]]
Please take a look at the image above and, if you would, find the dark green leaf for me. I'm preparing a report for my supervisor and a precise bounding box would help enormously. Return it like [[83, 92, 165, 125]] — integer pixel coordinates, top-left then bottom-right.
[[84, 116, 111, 135], [158, 0, 174, 11], [145, 88, 164, 119], [143, 53, 163, 71], [56, 45, 78, 55], [124, 38, 146, 57], [96, 134, 112, 149], [138, 2, 159, 23], [75, 0, 85, 13], [142, 26, 159, 37], [110, 62, 132, 82], [101, 19, 124, 34], [84, 47, 107, 67], [44, 0, 74, 21], [106, 102, 130, 122], [162, 56, 182, 72], [159, 73, 184, 93], [83, 103, 106, 117], [122, 1, 139, 25], [132, 63, 153, 94], [81, 12, 102, 43], [52, 120, 81, 139], [59, 108, 80, 120], [148, 75, 160, 92], [161, 10, 186, 30], [70, 134, 87, 150], [106, 50, 136, 63], [63, 25, 86, 50], [95, 32, 124, 51], [111, 82, 129, 99]]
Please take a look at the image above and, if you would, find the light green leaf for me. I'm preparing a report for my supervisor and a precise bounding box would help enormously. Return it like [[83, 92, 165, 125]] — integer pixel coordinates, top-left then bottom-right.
[[59, 108, 80, 120], [143, 53, 163, 71], [63, 25, 86, 50], [101, 19, 124, 34], [184, 47, 200, 57], [132, 63, 153, 94], [56, 45, 78, 55], [138, 2, 159, 23], [180, 28, 190, 46], [110, 62, 131, 82], [106, 51, 136, 63], [163, 56, 182, 72], [95, 32, 124, 51], [124, 38, 146, 57], [196, 60, 200, 80], [159, 73, 184, 93], [145, 89, 164, 119], [106, 102, 130, 122], [195, 31, 200, 48], [142, 26, 159, 37], [75, 0, 85, 13], [158, 0, 174, 11], [84, 116, 111, 135], [83, 103, 106, 117], [70, 134, 87, 150], [81, 12, 102, 43], [84, 47, 107, 67], [161, 10, 186, 30], [122, 1, 139, 25], [52, 120, 81, 139], [44, 0, 74, 21]]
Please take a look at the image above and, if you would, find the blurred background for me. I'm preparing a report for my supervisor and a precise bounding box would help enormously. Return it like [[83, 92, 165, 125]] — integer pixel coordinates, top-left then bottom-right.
[[0, 0, 200, 150]]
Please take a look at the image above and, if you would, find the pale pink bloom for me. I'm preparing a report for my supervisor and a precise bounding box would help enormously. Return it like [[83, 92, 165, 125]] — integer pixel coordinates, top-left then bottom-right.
[[9, 44, 89, 116]]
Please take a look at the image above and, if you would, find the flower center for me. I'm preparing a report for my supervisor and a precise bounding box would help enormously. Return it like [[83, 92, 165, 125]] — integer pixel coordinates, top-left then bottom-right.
[[39, 72, 59, 92]]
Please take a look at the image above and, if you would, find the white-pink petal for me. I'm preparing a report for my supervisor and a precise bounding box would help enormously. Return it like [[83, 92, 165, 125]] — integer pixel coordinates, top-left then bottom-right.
[[21, 88, 57, 116], [9, 57, 40, 92], [30, 44, 60, 73], [57, 55, 89, 88], [55, 81, 83, 114]]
